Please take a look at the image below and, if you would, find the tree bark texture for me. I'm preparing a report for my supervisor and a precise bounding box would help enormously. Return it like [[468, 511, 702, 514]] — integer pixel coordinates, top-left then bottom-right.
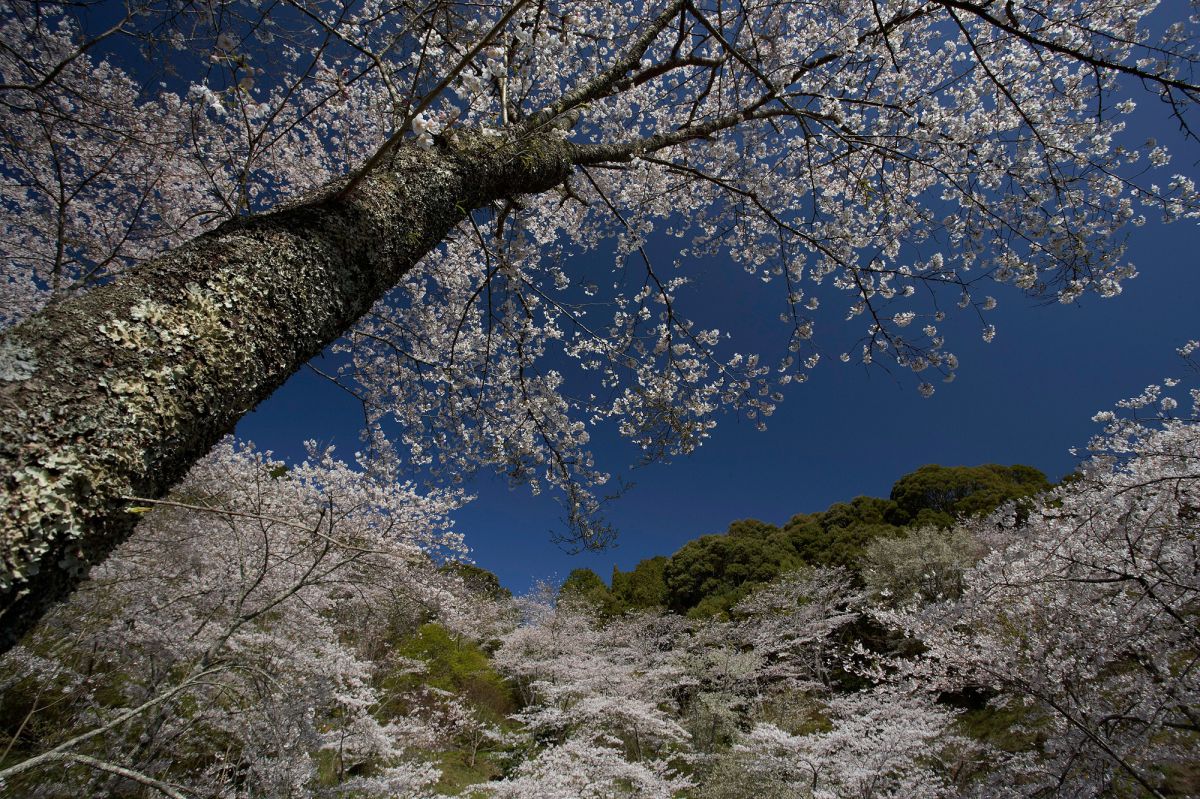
[[0, 134, 574, 651]]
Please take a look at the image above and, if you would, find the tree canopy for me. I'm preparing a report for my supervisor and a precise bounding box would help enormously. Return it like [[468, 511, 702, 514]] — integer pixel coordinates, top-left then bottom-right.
[[559, 462, 1050, 617], [2, 0, 1199, 644], [0, 358, 1197, 796], [887, 463, 1050, 526]]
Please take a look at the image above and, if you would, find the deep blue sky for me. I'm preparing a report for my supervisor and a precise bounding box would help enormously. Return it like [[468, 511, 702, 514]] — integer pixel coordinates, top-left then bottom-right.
[[238, 9, 1200, 594], [61, 0, 1197, 594], [241, 189, 1200, 595]]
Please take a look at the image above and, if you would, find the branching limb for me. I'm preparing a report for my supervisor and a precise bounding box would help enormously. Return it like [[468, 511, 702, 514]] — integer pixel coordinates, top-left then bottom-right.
[[12, 752, 191, 799], [0, 669, 227, 784], [338, 0, 534, 198], [522, 0, 688, 131]]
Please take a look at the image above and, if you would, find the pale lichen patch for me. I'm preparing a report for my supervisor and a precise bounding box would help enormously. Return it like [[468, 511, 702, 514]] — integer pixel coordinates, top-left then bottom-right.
[[0, 340, 36, 382], [1, 453, 88, 594], [0, 132, 576, 649]]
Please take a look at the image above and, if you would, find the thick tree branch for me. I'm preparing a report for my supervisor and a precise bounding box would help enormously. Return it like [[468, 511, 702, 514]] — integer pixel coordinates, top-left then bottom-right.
[[522, 0, 688, 131], [11, 753, 190, 799], [935, 0, 1200, 98], [0, 133, 573, 651]]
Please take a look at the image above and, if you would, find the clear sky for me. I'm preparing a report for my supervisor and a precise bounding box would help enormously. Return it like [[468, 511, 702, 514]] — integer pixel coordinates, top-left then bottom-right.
[[238, 8, 1200, 594], [239, 189, 1200, 596]]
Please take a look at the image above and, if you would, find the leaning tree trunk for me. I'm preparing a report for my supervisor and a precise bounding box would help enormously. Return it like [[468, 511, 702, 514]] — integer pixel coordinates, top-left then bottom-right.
[[0, 133, 575, 651]]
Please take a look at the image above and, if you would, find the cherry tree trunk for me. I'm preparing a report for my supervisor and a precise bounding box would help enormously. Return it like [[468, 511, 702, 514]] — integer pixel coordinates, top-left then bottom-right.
[[0, 135, 574, 651]]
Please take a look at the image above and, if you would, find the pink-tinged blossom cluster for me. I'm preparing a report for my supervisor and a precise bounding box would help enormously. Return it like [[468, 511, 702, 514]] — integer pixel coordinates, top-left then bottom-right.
[[2, 1, 1198, 549], [876, 367, 1200, 796], [0, 440, 476, 796]]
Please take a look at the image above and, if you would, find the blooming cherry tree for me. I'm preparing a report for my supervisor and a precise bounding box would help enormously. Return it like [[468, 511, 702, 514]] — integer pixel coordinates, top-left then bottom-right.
[[494, 596, 691, 753], [711, 688, 973, 799], [480, 735, 693, 799], [879, 369, 1200, 797], [0, 440, 473, 797], [733, 567, 865, 691], [2, 0, 1199, 645]]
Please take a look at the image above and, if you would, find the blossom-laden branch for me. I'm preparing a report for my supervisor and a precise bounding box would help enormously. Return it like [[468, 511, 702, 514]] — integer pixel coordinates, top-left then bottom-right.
[[0, 441, 480, 797], [2, 0, 1199, 642]]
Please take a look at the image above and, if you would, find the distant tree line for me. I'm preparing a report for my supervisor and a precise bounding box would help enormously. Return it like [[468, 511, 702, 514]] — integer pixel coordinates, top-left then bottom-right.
[[560, 464, 1050, 617]]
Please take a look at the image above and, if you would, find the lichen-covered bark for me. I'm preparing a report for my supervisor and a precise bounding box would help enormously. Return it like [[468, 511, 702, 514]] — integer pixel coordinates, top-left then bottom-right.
[[0, 134, 574, 651]]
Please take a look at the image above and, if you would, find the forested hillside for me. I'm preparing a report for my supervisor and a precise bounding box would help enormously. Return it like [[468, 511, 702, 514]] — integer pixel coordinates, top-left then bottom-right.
[[560, 463, 1050, 617], [3, 375, 1197, 798]]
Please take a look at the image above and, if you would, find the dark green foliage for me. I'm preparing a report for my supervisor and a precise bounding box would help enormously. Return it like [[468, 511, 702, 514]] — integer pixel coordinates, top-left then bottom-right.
[[559, 567, 608, 598], [639, 464, 1049, 617], [440, 562, 512, 600], [887, 464, 1049, 526], [725, 519, 779, 539], [663, 520, 799, 616], [558, 568, 624, 616], [558, 558, 674, 618], [610, 556, 669, 610], [783, 496, 898, 568]]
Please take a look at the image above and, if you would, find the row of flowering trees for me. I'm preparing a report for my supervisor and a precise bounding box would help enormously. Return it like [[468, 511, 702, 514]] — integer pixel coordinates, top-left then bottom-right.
[[1, 352, 1196, 797], [487, 358, 1200, 798]]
